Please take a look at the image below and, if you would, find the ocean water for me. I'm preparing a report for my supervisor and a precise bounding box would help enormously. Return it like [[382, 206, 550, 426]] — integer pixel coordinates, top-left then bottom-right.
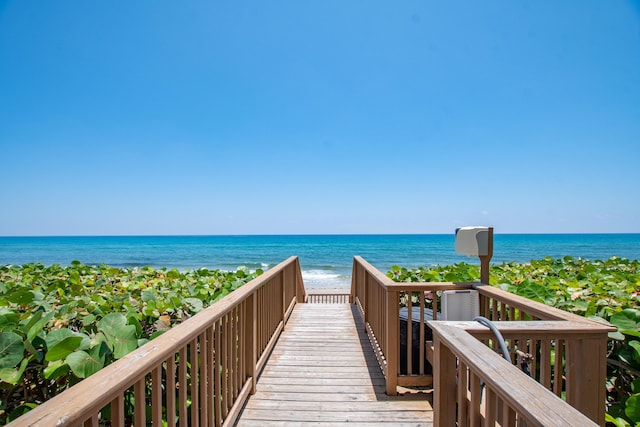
[[0, 234, 638, 288]]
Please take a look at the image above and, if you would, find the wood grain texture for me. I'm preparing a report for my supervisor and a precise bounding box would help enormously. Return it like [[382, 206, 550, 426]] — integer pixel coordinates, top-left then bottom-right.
[[235, 303, 433, 426]]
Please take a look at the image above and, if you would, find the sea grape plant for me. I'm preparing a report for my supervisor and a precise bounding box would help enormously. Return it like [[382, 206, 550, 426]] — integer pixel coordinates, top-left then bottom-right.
[[0, 261, 261, 423]]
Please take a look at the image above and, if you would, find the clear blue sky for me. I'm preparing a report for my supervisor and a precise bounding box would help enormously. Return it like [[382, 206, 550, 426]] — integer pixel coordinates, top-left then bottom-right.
[[1, 1, 639, 235]]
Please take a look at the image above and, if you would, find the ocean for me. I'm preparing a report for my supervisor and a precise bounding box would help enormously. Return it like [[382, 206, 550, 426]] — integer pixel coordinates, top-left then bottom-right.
[[0, 234, 638, 288]]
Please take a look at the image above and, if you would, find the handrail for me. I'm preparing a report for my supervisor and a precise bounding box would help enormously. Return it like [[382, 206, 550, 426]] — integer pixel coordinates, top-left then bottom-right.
[[351, 256, 614, 426], [431, 321, 598, 427], [471, 284, 581, 322], [10, 256, 305, 427]]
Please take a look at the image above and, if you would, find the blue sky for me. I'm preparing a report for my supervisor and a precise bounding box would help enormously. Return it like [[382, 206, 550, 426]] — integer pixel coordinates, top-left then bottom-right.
[[1, 1, 639, 235]]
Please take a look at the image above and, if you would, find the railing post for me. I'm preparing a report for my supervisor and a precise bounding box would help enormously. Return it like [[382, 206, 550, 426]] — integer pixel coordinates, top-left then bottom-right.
[[565, 336, 608, 426], [385, 288, 399, 395], [245, 293, 257, 394], [281, 271, 286, 330], [295, 257, 305, 303], [349, 259, 356, 304], [433, 335, 458, 427], [479, 227, 494, 284]]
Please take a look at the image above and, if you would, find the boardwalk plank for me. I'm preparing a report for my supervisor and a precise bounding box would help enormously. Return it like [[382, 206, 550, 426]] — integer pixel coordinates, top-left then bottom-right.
[[235, 303, 433, 426]]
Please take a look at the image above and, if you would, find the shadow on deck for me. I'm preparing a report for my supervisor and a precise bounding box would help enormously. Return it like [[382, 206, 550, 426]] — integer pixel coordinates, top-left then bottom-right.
[[235, 302, 433, 426]]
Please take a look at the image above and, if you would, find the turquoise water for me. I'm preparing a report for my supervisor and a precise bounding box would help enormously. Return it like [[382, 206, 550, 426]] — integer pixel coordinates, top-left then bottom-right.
[[0, 234, 638, 288]]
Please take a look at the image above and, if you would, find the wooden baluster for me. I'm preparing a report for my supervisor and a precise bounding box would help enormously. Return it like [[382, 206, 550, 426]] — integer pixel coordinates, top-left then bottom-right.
[[486, 388, 497, 425], [198, 331, 208, 426], [190, 338, 199, 426], [222, 314, 230, 419], [215, 319, 223, 426], [457, 362, 468, 427], [134, 377, 146, 427], [540, 339, 552, 389], [503, 401, 516, 427], [166, 354, 177, 427], [179, 347, 188, 427], [554, 339, 564, 397], [207, 326, 215, 427], [470, 371, 481, 427], [152, 366, 163, 426], [110, 393, 125, 427]]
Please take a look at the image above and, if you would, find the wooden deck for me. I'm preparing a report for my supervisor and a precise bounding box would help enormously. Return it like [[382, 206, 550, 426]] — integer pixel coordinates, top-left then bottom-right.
[[235, 303, 433, 426]]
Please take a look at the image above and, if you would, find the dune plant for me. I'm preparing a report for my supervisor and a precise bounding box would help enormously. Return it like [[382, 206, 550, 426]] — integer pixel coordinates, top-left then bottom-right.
[[0, 261, 260, 423]]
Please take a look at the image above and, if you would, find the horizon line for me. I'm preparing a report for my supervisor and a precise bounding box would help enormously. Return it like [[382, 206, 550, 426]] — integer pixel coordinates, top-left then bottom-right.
[[1, 232, 639, 238]]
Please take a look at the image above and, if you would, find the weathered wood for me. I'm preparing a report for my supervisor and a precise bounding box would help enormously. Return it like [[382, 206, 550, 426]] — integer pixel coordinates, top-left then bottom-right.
[[152, 366, 163, 426], [433, 335, 456, 427], [565, 337, 608, 425], [430, 322, 598, 426], [237, 422, 431, 427], [166, 355, 177, 427], [306, 293, 351, 303], [236, 304, 433, 426], [134, 377, 146, 427], [111, 394, 125, 427]]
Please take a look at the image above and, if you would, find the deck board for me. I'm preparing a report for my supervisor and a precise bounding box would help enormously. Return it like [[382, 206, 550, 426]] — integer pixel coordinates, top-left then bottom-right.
[[235, 303, 433, 426]]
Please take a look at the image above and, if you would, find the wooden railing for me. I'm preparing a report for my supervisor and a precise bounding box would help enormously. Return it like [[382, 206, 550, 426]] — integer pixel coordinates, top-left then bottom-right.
[[351, 256, 458, 392], [431, 321, 598, 427], [350, 256, 614, 426], [10, 256, 305, 427]]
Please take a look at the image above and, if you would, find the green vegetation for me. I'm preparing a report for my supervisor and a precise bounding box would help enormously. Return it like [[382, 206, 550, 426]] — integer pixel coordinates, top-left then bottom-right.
[[388, 256, 640, 427], [0, 261, 261, 423]]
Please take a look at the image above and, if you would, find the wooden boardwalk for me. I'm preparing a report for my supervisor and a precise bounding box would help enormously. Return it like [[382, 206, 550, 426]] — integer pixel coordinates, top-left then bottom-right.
[[235, 303, 433, 426]]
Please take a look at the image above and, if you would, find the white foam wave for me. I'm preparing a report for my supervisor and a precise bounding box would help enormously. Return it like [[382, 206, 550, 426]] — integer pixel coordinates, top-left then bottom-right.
[[301, 269, 350, 288]]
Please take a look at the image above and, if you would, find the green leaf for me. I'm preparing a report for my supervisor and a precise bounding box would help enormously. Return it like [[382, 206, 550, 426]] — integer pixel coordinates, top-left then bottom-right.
[[0, 311, 20, 332], [630, 341, 640, 365], [141, 289, 156, 302], [625, 393, 640, 423], [45, 328, 83, 361], [8, 290, 35, 305], [127, 312, 142, 336], [43, 359, 71, 380], [66, 346, 106, 378], [25, 311, 54, 343], [7, 402, 37, 422], [611, 311, 640, 337], [0, 356, 31, 384], [166, 269, 181, 280], [98, 312, 128, 337], [605, 413, 631, 427], [111, 324, 138, 359], [0, 332, 25, 369], [69, 270, 81, 285], [184, 298, 203, 313]]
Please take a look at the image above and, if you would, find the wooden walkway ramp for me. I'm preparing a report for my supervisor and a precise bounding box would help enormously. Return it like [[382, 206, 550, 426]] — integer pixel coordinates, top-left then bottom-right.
[[235, 302, 433, 426]]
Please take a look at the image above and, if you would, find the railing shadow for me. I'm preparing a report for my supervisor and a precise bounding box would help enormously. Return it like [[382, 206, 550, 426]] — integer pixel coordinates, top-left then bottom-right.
[[348, 303, 433, 404]]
